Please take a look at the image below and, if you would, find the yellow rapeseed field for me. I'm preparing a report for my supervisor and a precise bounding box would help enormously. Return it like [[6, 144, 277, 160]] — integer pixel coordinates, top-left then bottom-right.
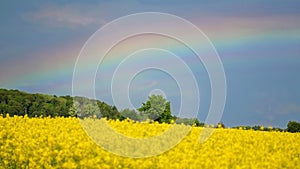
[[0, 115, 300, 169]]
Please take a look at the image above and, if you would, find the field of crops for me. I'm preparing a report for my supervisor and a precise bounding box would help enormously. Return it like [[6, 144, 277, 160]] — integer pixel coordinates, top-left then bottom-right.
[[0, 115, 300, 169]]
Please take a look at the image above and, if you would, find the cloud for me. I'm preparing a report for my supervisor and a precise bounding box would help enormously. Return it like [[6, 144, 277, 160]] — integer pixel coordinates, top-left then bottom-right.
[[23, 4, 105, 28], [22, 1, 144, 29], [138, 81, 158, 90]]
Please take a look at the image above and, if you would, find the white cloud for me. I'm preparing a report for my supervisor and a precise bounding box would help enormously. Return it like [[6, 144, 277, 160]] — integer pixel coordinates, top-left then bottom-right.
[[23, 4, 106, 28], [23, 1, 143, 29]]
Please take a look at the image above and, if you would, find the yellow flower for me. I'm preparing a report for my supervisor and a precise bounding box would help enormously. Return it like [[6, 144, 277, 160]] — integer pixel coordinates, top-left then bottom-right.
[[0, 116, 299, 168]]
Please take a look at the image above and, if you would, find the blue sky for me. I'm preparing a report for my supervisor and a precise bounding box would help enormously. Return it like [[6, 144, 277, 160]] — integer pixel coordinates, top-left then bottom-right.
[[1, 0, 300, 128]]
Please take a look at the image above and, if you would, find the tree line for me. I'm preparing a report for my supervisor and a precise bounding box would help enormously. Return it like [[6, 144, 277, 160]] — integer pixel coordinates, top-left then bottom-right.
[[232, 121, 300, 133], [0, 88, 120, 119], [0, 88, 299, 132]]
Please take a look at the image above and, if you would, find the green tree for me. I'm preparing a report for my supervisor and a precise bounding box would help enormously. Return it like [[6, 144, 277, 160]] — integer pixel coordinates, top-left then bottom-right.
[[138, 100, 151, 112], [0, 103, 8, 115], [159, 102, 173, 123], [120, 108, 140, 121], [8, 100, 23, 116], [0, 88, 124, 119], [287, 121, 300, 133], [69, 101, 80, 117], [138, 94, 173, 122], [82, 102, 100, 118]]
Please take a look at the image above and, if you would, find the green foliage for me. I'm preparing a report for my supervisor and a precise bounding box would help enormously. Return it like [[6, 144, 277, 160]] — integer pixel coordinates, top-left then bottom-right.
[[287, 121, 300, 133], [0, 88, 122, 120], [1, 88, 297, 132], [138, 94, 175, 123], [120, 108, 140, 121], [137, 100, 151, 112], [159, 102, 173, 123], [138, 94, 166, 120], [0, 89, 201, 125]]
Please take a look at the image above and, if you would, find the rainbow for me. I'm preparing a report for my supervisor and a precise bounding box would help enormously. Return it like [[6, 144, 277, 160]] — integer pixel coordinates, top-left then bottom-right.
[[4, 26, 299, 94]]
